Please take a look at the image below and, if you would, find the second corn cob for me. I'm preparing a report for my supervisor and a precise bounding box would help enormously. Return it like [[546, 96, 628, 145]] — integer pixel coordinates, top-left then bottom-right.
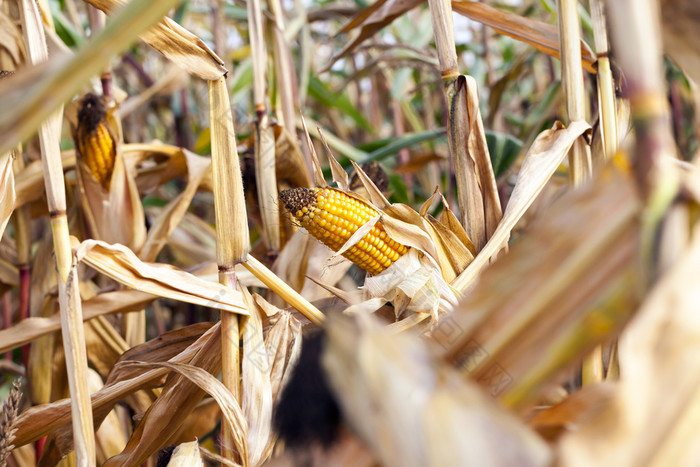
[[280, 187, 408, 275], [74, 93, 116, 190]]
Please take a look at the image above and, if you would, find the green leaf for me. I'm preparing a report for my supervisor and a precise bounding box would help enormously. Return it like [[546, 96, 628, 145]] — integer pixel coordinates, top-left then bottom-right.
[[361, 128, 446, 163], [308, 75, 372, 132], [486, 130, 523, 178]]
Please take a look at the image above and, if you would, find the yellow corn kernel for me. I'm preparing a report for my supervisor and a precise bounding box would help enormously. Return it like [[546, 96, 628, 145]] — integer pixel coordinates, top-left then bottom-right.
[[280, 187, 408, 275], [75, 93, 116, 190]]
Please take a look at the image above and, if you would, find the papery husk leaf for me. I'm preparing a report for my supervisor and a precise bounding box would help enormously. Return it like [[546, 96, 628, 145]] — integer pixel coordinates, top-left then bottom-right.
[[446, 75, 502, 252], [73, 239, 248, 315], [451, 1, 596, 73], [84, 0, 226, 80], [74, 106, 146, 251], [452, 120, 591, 292], [167, 440, 203, 467], [363, 248, 458, 321], [437, 194, 476, 256], [261, 301, 303, 402], [558, 224, 700, 466], [240, 287, 273, 465], [425, 214, 474, 278], [323, 312, 551, 467]]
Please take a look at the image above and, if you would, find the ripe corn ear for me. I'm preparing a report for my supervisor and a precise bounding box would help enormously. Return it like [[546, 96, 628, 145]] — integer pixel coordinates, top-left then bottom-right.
[[280, 187, 408, 275], [75, 94, 116, 190]]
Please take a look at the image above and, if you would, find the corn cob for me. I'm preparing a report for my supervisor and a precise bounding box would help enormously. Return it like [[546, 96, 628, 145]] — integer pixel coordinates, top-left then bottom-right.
[[280, 187, 408, 275], [75, 93, 116, 190]]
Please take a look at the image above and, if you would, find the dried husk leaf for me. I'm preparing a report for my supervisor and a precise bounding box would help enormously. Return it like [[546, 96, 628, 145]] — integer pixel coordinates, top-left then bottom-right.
[[323, 312, 552, 467], [446, 75, 502, 252], [83, 0, 226, 80], [452, 120, 591, 292], [261, 302, 303, 403], [77, 134, 146, 251], [558, 224, 700, 466], [167, 440, 203, 467], [73, 239, 248, 315]]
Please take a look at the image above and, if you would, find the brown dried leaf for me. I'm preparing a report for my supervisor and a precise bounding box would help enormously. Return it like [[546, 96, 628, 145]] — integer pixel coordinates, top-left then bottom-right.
[[0, 290, 154, 355], [0, 153, 15, 239], [84, 0, 226, 80], [451, 1, 596, 73], [325, 0, 422, 71], [73, 239, 248, 315]]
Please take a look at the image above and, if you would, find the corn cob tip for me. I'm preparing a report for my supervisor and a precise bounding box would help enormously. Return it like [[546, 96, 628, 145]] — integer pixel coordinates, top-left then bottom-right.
[[0, 70, 14, 80], [280, 188, 317, 215], [78, 93, 107, 133]]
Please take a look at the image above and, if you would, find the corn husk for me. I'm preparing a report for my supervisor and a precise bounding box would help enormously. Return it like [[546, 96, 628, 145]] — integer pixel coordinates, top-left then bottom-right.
[[167, 440, 204, 467]]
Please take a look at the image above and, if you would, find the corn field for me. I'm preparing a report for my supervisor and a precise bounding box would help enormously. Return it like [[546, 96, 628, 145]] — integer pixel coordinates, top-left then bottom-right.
[[0, 0, 699, 465]]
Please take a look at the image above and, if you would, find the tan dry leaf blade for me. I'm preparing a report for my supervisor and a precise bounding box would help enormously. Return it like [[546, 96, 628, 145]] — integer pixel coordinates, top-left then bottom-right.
[[325, 0, 423, 71], [0, 290, 153, 355], [117, 361, 247, 464], [0, 9, 26, 67], [73, 239, 248, 315], [451, 1, 596, 73], [102, 325, 235, 467], [436, 166, 640, 409], [0, 153, 15, 239], [558, 225, 700, 467], [240, 287, 273, 465], [323, 312, 552, 467], [85, 0, 226, 80], [12, 322, 221, 449], [452, 120, 591, 292]]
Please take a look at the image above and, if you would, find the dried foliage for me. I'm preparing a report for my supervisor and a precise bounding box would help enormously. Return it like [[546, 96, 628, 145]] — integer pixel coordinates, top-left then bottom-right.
[[0, 0, 699, 466]]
